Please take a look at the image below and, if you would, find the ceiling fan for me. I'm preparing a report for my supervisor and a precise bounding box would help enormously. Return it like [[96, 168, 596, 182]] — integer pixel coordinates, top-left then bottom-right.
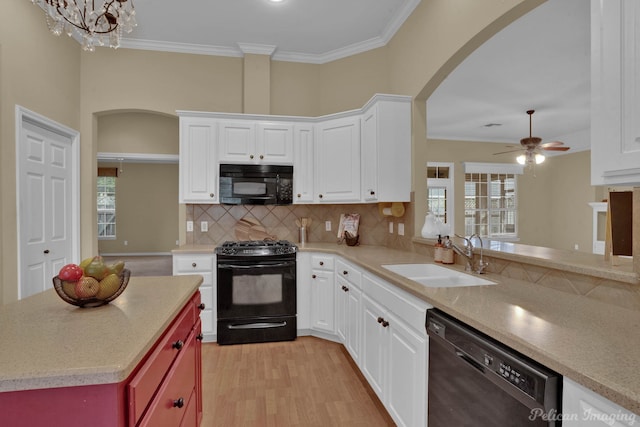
[[494, 109, 570, 165]]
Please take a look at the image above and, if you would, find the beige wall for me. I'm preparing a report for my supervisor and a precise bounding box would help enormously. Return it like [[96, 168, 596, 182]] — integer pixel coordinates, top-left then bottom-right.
[[546, 150, 596, 251], [0, 1, 81, 304], [3, 0, 546, 303], [97, 112, 179, 155], [97, 162, 179, 254]]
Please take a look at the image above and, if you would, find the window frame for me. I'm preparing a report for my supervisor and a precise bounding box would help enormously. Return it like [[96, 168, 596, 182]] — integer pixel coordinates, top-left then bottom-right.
[[462, 162, 523, 241], [426, 162, 455, 234], [97, 175, 117, 240]]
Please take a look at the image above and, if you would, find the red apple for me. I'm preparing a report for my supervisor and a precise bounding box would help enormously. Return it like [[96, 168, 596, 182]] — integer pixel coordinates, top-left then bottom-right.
[[58, 264, 83, 282], [75, 276, 100, 298]]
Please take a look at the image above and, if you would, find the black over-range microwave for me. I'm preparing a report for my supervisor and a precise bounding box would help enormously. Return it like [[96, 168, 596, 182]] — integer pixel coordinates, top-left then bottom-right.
[[219, 164, 293, 205]]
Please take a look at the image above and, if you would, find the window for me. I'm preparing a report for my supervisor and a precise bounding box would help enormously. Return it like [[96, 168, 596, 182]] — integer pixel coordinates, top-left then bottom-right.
[[426, 163, 454, 232], [463, 163, 522, 239], [97, 174, 116, 239]]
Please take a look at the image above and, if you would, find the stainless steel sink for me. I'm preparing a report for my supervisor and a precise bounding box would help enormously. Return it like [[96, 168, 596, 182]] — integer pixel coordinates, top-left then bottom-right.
[[382, 263, 496, 288]]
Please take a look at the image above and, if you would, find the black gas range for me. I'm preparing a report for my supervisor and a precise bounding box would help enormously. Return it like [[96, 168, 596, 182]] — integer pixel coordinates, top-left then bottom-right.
[[215, 240, 297, 345], [215, 239, 298, 257]]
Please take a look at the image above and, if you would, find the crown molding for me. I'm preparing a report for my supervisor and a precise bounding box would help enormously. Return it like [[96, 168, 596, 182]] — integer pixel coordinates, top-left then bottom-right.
[[119, 38, 244, 57], [237, 43, 277, 56]]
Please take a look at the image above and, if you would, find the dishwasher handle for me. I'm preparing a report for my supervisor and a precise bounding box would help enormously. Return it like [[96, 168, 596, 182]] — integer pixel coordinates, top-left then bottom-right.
[[455, 350, 485, 374]]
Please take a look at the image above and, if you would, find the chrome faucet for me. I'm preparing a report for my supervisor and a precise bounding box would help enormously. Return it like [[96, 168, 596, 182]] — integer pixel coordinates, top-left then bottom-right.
[[451, 234, 474, 272], [451, 234, 489, 274]]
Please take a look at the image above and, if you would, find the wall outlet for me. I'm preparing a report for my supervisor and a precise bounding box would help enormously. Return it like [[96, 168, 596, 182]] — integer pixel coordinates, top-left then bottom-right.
[[325, 221, 332, 231], [389, 222, 394, 234], [398, 223, 405, 236], [124, 240, 128, 246], [186, 221, 193, 232], [574, 244, 579, 250], [200, 221, 208, 232], [176, 240, 179, 246]]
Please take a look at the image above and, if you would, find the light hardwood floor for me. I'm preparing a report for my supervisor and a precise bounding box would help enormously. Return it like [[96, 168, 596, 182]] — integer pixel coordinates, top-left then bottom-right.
[[201, 337, 395, 426]]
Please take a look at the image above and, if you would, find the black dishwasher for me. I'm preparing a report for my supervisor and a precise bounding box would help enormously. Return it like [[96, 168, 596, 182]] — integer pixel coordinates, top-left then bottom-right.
[[426, 309, 562, 426]]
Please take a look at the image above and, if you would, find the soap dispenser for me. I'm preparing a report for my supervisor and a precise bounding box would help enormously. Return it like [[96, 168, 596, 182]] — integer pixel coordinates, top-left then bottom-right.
[[442, 235, 455, 264], [434, 235, 444, 263]]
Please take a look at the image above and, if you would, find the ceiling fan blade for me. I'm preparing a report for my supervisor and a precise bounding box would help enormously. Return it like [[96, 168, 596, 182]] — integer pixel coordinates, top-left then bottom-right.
[[540, 141, 565, 148], [493, 149, 523, 155], [542, 146, 570, 151]]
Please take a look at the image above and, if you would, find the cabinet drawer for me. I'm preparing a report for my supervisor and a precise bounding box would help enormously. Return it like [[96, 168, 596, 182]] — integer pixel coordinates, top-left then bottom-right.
[[173, 255, 214, 272], [311, 255, 334, 271], [128, 300, 197, 425], [138, 329, 198, 427], [363, 274, 428, 332], [335, 259, 362, 288]]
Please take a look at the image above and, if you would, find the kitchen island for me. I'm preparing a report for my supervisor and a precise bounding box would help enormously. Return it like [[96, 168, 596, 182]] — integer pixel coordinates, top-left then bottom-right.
[[0, 275, 203, 427]]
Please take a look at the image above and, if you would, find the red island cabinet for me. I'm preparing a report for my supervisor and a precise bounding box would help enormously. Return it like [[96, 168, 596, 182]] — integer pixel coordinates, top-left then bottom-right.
[[2, 291, 203, 427]]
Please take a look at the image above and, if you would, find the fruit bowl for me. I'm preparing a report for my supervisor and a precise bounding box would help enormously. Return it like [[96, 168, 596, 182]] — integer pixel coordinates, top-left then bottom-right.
[[53, 269, 131, 308]]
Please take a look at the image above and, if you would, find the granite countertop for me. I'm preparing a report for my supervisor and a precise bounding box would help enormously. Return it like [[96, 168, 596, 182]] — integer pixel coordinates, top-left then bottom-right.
[[0, 275, 203, 393], [171, 241, 640, 413], [295, 243, 640, 415]]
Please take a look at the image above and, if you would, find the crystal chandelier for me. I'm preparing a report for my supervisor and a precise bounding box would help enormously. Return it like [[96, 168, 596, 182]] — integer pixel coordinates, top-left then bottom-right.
[[31, 0, 137, 52]]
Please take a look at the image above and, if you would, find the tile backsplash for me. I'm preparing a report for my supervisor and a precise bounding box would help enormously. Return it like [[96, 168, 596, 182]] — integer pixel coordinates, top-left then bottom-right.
[[186, 201, 414, 247]]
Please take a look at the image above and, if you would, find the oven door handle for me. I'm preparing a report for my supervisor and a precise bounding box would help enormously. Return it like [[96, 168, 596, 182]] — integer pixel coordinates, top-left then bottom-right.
[[218, 261, 296, 269], [227, 321, 288, 330]]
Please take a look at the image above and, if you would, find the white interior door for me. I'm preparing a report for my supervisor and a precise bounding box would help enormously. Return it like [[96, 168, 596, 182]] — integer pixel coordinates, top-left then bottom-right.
[[17, 107, 79, 299]]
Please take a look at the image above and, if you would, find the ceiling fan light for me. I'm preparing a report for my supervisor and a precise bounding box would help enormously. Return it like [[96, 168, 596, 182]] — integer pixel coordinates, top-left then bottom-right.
[[516, 154, 526, 165], [535, 153, 545, 164]]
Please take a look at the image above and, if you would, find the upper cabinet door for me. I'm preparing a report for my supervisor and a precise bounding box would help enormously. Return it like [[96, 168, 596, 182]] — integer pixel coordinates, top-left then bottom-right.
[[591, 0, 640, 185], [257, 122, 294, 164], [315, 116, 361, 203], [179, 117, 218, 203], [293, 124, 314, 203], [218, 120, 256, 163], [361, 106, 379, 202], [218, 120, 294, 164]]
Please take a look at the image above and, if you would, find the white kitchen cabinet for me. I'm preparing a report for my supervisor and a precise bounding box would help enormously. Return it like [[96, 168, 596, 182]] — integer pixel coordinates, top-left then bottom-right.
[[361, 293, 388, 399], [386, 311, 427, 427], [361, 95, 412, 202], [258, 122, 294, 164], [314, 116, 361, 203], [309, 254, 336, 335], [218, 120, 256, 163], [361, 273, 429, 427], [591, 0, 640, 185], [293, 124, 314, 203], [335, 259, 362, 364], [179, 117, 218, 203], [295, 252, 312, 332], [563, 377, 639, 426], [172, 253, 216, 342], [218, 120, 294, 164]]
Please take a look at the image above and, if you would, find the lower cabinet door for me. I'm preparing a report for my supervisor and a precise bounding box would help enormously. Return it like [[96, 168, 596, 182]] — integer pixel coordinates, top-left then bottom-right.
[[386, 313, 427, 427], [139, 330, 197, 427], [180, 388, 198, 427], [360, 294, 388, 400]]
